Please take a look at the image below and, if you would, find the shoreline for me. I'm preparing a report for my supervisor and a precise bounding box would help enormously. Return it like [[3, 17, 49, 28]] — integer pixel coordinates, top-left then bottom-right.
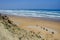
[[0, 13, 60, 22], [8, 14, 60, 22]]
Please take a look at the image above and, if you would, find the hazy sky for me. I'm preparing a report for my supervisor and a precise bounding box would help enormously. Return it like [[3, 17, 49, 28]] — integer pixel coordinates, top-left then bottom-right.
[[0, 0, 60, 9]]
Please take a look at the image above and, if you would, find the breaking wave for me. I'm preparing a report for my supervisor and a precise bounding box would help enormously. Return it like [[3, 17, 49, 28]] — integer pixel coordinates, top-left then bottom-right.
[[0, 10, 60, 18]]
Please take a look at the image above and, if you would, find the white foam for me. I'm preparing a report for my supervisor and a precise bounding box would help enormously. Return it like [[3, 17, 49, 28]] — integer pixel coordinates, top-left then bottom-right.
[[0, 10, 60, 18]]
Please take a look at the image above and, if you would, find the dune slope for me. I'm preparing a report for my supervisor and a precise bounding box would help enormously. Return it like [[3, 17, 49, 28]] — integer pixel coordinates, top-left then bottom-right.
[[0, 14, 60, 40]]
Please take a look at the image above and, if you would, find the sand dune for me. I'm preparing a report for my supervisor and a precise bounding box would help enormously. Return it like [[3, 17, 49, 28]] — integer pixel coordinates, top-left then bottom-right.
[[0, 14, 60, 40]]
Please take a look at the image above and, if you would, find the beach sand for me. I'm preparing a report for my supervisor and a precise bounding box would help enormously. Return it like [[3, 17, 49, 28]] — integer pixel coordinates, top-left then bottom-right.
[[8, 15, 60, 33], [8, 16, 60, 40], [0, 14, 60, 40]]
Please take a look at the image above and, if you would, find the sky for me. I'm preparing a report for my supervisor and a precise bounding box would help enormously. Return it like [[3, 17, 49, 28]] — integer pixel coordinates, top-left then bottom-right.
[[0, 0, 60, 9]]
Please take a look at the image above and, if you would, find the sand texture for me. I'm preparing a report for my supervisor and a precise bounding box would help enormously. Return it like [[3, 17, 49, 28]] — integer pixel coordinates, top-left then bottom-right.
[[0, 14, 60, 40]]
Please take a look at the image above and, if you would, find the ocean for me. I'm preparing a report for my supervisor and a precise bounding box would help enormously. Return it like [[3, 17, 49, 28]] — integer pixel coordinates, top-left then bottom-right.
[[0, 9, 60, 20]]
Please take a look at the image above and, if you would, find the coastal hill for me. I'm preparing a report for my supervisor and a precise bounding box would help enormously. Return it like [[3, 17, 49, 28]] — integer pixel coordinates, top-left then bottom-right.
[[0, 13, 60, 40]]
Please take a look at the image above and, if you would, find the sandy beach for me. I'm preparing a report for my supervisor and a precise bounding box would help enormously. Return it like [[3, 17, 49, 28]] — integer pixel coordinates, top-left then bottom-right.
[[8, 15, 60, 39], [8, 15, 60, 32], [0, 14, 60, 40], [0, 0, 60, 40]]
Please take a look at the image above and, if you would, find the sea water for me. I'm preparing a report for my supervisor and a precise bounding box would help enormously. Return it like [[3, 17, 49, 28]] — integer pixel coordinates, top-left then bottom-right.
[[0, 9, 60, 20]]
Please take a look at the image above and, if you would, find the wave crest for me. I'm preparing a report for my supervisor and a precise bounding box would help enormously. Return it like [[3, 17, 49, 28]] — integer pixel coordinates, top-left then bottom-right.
[[0, 10, 60, 18]]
